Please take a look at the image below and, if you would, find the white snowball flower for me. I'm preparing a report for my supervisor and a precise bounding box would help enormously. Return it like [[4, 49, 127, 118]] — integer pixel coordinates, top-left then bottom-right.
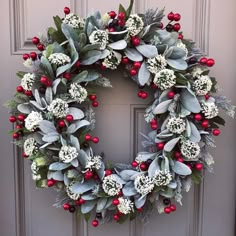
[[166, 117, 186, 134], [153, 170, 172, 186], [47, 98, 69, 118], [102, 175, 122, 196], [126, 14, 144, 36], [153, 69, 176, 90], [24, 138, 38, 156], [191, 67, 205, 78], [117, 197, 134, 214], [89, 30, 109, 50], [193, 75, 213, 96], [102, 51, 121, 70], [69, 83, 87, 103], [85, 155, 102, 170], [181, 140, 200, 160], [25, 111, 43, 131], [134, 174, 154, 196], [31, 161, 41, 180], [23, 58, 33, 68], [147, 55, 167, 74], [66, 182, 80, 200], [21, 73, 35, 91], [48, 53, 71, 66], [59, 145, 78, 163], [201, 101, 219, 119], [62, 13, 85, 29]]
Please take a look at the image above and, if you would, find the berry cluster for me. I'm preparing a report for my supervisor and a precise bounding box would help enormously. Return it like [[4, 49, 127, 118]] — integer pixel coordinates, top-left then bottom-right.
[[166, 12, 182, 34], [108, 11, 127, 32], [163, 198, 176, 214]]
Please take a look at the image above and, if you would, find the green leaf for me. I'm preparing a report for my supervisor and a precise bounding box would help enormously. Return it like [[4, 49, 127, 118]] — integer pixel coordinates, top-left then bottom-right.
[[81, 200, 97, 214], [148, 157, 160, 178], [96, 198, 108, 212], [167, 58, 188, 70], [80, 50, 102, 65], [125, 0, 134, 20], [122, 181, 137, 196], [49, 162, 71, 171], [124, 48, 143, 62], [68, 107, 85, 120], [53, 16, 63, 31], [210, 116, 225, 126], [189, 121, 201, 142], [164, 137, 180, 152], [108, 40, 127, 50], [136, 44, 158, 58], [210, 77, 217, 93], [16, 71, 27, 79], [138, 61, 151, 86], [84, 213, 91, 222], [71, 180, 96, 194], [153, 99, 172, 114], [40, 56, 55, 79], [119, 4, 126, 16], [191, 169, 202, 184], [172, 161, 192, 176], [72, 71, 88, 83], [17, 103, 32, 114], [180, 89, 201, 113], [78, 33, 87, 48], [176, 73, 188, 85], [44, 44, 54, 58]]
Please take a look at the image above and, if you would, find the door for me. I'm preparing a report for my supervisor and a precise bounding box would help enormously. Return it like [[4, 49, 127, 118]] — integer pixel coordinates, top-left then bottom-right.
[[1, 0, 236, 236]]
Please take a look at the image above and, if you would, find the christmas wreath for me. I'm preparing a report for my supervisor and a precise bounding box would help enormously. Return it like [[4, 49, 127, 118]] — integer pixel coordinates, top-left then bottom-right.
[[6, 0, 235, 227]]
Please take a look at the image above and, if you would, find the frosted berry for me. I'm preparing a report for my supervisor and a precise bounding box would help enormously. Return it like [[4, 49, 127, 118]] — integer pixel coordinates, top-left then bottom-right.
[[109, 11, 117, 19], [199, 57, 207, 65], [206, 58, 215, 67], [157, 142, 165, 150], [32, 37, 40, 45], [92, 101, 99, 107], [66, 114, 74, 122], [64, 7, 70, 15], [194, 114, 202, 121], [164, 207, 171, 214], [122, 57, 129, 64], [167, 12, 174, 21], [167, 91, 175, 99], [16, 86, 24, 93], [9, 116, 17, 123], [173, 23, 181, 32], [133, 61, 141, 69], [92, 220, 99, 227], [63, 203, 70, 210], [130, 69, 137, 76], [92, 137, 99, 143], [173, 13, 181, 21], [195, 163, 203, 171], [118, 12, 126, 20], [112, 199, 120, 206], [131, 161, 139, 168], [213, 129, 220, 136]]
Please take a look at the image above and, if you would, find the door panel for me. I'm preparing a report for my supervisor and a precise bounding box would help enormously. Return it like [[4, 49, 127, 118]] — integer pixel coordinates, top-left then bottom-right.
[[1, 0, 236, 236]]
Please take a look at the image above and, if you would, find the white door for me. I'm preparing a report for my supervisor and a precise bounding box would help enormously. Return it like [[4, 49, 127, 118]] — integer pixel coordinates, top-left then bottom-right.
[[1, 0, 236, 236]]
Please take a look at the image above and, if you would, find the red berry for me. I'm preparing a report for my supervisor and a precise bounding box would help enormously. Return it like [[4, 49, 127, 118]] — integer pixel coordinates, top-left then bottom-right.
[[122, 57, 129, 64], [105, 169, 112, 176], [177, 157, 184, 163], [113, 214, 120, 221], [64, 7, 70, 15], [46, 80, 52, 87], [112, 199, 120, 206], [213, 129, 220, 136], [23, 153, 28, 158], [47, 179, 55, 187], [130, 69, 137, 76], [138, 91, 143, 98], [151, 123, 158, 130], [141, 91, 148, 99], [37, 44, 44, 51], [170, 204, 176, 212], [206, 58, 215, 67], [178, 34, 183, 40], [84, 134, 92, 141], [195, 163, 203, 171], [205, 94, 210, 100], [136, 207, 143, 212], [89, 94, 97, 101], [109, 27, 115, 32], [133, 61, 141, 69], [24, 90, 32, 97], [118, 12, 126, 20], [173, 23, 181, 32], [92, 220, 99, 227], [109, 11, 117, 19], [16, 86, 24, 93], [23, 54, 29, 60], [173, 13, 181, 21], [174, 151, 181, 159], [30, 52, 37, 60], [17, 114, 25, 122], [66, 114, 73, 122], [32, 37, 40, 45], [63, 203, 70, 210], [199, 57, 207, 65], [58, 120, 66, 128], [118, 20, 125, 27], [79, 198, 86, 205], [150, 119, 157, 125], [140, 162, 148, 171], [157, 142, 165, 150], [63, 73, 71, 80], [92, 101, 99, 107], [159, 22, 163, 29], [84, 170, 93, 180], [131, 161, 139, 168], [201, 120, 209, 128], [117, 191, 123, 197], [132, 37, 141, 46], [164, 207, 171, 214], [167, 12, 174, 21], [167, 91, 175, 99], [194, 114, 202, 121], [75, 61, 81, 68], [16, 124, 23, 129], [40, 76, 48, 85], [92, 137, 99, 143], [13, 132, 19, 139], [9, 116, 17, 123]]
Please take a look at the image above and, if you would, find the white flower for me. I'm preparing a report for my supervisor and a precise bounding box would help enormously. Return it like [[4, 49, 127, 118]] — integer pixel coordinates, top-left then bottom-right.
[[89, 30, 109, 50], [101, 13, 111, 25], [24, 138, 38, 156], [69, 83, 87, 103], [59, 145, 78, 163], [62, 13, 85, 29], [32, 174, 41, 181], [191, 67, 205, 78], [147, 55, 167, 74], [176, 41, 188, 59], [153, 69, 176, 90], [153, 170, 172, 186], [31, 161, 39, 175], [166, 117, 186, 134], [201, 101, 219, 119], [102, 51, 121, 70], [66, 182, 80, 200], [126, 14, 144, 36], [181, 140, 200, 160], [47, 98, 69, 118], [102, 175, 122, 196], [85, 156, 102, 170], [193, 75, 212, 96], [21, 73, 35, 91], [48, 53, 71, 66], [25, 111, 43, 131], [23, 58, 33, 68], [117, 197, 134, 214], [134, 174, 154, 196], [66, 169, 78, 179]]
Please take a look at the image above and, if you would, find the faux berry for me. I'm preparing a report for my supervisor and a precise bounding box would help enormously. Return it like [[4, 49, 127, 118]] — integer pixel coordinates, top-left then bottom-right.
[[58, 120, 66, 128], [178, 34, 183, 40], [66, 114, 73, 122], [32, 37, 40, 45], [109, 27, 115, 32], [89, 94, 97, 101], [84, 170, 93, 180], [16, 86, 24, 93], [213, 129, 220, 136], [69, 206, 76, 213], [84, 134, 92, 141], [164, 207, 171, 214], [17, 114, 25, 122], [131, 37, 141, 46], [92, 101, 99, 107], [141, 91, 148, 99], [109, 11, 117, 19], [166, 24, 173, 32], [195, 163, 203, 171], [199, 57, 207, 65], [63, 203, 70, 210], [130, 69, 137, 76], [177, 157, 184, 163], [9, 116, 17, 123], [63, 73, 71, 80], [163, 198, 171, 205], [23, 54, 29, 60], [173, 23, 181, 32], [118, 20, 125, 26], [167, 91, 175, 99], [173, 13, 181, 21], [201, 120, 209, 128], [75, 61, 81, 68], [206, 58, 215, 67], [140, 162, 148, 171], [40, 76, 48, 85], [118, 12, 126, 20], [174, 151, 181, 159], [167, 12, 174, 21], [64, 7, 70, 15], [37, 44, 44, 51], [133, 61, 141, 69], [30, 52, 37, 60], [24, 90, 32, 97], [47, 179, 55, 187], [131, 161, 139, 168], [205, 94, 210, 100], [194, 114, 202, 121], [92, 137, 99, 143], [122, 57, 129, 64], [113, 214, 120, 221], [170, 204, 176, 212], [151, 123, 158, 130], [105, 169, 112, 176], [92, 220, 99, 227], [112, 199, 120, 206], [157, 142, 165, 150]]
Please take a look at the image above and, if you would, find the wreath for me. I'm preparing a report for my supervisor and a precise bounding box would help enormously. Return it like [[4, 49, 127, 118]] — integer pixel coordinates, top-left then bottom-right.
[[6, 0, 235, 227]]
